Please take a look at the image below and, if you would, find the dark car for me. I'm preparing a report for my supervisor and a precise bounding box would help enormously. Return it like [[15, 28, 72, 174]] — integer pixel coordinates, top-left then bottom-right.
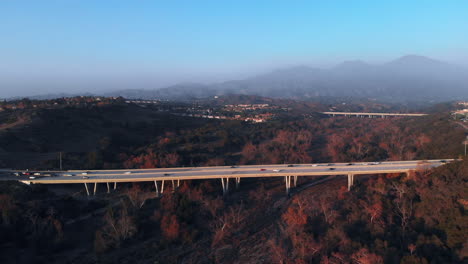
[[164, 173, 171, 176], [329, 168, 336, 170], [287, 164, 294, 167], [260, 169, 266, 171]]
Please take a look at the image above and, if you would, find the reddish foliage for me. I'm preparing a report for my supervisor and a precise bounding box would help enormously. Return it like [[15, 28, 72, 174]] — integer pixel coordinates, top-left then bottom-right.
[[161, 214, 180, 241]]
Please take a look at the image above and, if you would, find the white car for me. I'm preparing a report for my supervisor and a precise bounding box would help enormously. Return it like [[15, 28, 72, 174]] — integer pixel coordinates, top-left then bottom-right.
[[81, 172, 88, 175], [312, 164, 318, 167], [63, 174, 73, 176], [29, 176, 36, 179], [124, 171, 132, 174], [273, 169, 281, 172]]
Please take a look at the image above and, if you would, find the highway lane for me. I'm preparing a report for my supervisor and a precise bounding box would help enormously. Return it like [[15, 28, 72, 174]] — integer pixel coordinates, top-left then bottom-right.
[[2, 160, 449, 184], [321, 112, 427, 117], [0, 159, 453, 184], [57, 159, 446, 175]]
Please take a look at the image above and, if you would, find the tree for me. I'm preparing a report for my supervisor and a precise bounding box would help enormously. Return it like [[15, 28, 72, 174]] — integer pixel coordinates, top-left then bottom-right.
[[96, 204, 137, 250], [161, 214, 180, 241]]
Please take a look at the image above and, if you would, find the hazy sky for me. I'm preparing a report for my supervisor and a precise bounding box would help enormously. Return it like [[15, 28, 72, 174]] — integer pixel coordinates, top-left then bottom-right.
[[1, 1, 467, 98]]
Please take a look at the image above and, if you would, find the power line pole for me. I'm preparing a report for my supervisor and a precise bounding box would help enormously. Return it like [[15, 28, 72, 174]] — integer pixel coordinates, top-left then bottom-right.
[[59, 152, 63, 170], [465, 141, 467, 157], [463, 137, 468, 157]]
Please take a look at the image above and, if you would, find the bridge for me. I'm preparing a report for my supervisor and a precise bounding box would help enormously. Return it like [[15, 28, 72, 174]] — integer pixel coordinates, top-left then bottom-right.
[[0, 159, 451, 195], [321, 112, 428, 118]]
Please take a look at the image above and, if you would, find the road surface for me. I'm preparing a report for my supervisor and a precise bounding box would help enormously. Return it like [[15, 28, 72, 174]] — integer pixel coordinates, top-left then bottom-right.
[[0, 159, 451, 184]]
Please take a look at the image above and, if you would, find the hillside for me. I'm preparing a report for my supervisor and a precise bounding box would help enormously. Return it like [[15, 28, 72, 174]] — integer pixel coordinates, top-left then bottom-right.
[[0, 98, 465, 170], [0, 97, 467, 263], [0, 158, 466, 263]]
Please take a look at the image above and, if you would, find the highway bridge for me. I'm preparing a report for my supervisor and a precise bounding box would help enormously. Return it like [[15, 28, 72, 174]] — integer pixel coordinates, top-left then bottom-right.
[[0, 159, 451, 195], [321, 112, 428, 118]]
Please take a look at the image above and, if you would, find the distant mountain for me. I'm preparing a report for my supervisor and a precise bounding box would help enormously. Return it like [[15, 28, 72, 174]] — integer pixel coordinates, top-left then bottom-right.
[[9, 55, 468, 102], [105, 55, 467, 102]]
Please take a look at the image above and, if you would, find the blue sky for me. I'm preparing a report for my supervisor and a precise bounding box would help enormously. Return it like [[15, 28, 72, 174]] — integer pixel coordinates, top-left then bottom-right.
[[1, 1, 467, 97]]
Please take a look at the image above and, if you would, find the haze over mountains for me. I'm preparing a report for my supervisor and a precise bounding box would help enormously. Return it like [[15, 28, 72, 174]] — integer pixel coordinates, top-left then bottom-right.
[[8, 55, 468, 102], [107, 55, 468, 102]]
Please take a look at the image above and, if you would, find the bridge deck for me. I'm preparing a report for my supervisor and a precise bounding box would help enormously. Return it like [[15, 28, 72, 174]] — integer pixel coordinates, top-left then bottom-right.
[[321, 112, 427, 117], [1, 159, 449, 184]]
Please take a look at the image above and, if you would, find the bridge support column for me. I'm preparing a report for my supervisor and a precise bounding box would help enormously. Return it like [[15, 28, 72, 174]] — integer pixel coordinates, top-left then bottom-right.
[[93, 182, 98, 195], [171, 180, 175, 192], [347, 173, 354, 191], [84, 183, 90, 196], [293, 176, 298, 187], [154, 180, 160, 197], [153, 180, 165, 197], [221, 178, 229, 195], [285, 176, 292, 195], [177, 179, 180, 188], [114, 182, 117, 190], [106, 182, 110, 194], [235, 177, 240, 189]]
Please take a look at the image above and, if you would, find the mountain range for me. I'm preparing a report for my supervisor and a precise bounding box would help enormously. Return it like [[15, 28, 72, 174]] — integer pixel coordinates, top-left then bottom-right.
[[10, 55, 468, 102], [105, 55, 468, 102]]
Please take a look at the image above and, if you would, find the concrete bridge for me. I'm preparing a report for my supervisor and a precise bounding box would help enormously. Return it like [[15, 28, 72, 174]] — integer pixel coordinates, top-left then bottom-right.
[[321, 112, 428, 118], [0, 159, 451, 195]]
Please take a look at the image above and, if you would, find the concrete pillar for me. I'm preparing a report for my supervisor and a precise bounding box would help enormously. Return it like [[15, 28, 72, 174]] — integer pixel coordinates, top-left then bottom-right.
[[284, 176, 291, 194], [114, 182, 117, 190], [154, 180, 159, 197], [235, 177, 240, 189], [161, 180, 165, 194], [84, 183, 90, 196], [221, 178, 229, 195], [93, 182, 98, 195], [177, 179, 180, 188], [347, 173, 354, 191], [294, 175, 298, 187], [171, 180, 175, 192], [406, 170, 412, 178], [221, 178, 225, 193], [106, 182, 110, 194]]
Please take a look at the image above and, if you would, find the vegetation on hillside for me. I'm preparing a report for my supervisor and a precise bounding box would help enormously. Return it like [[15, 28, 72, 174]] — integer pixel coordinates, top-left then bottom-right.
[[0, 98, 466, 263]]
